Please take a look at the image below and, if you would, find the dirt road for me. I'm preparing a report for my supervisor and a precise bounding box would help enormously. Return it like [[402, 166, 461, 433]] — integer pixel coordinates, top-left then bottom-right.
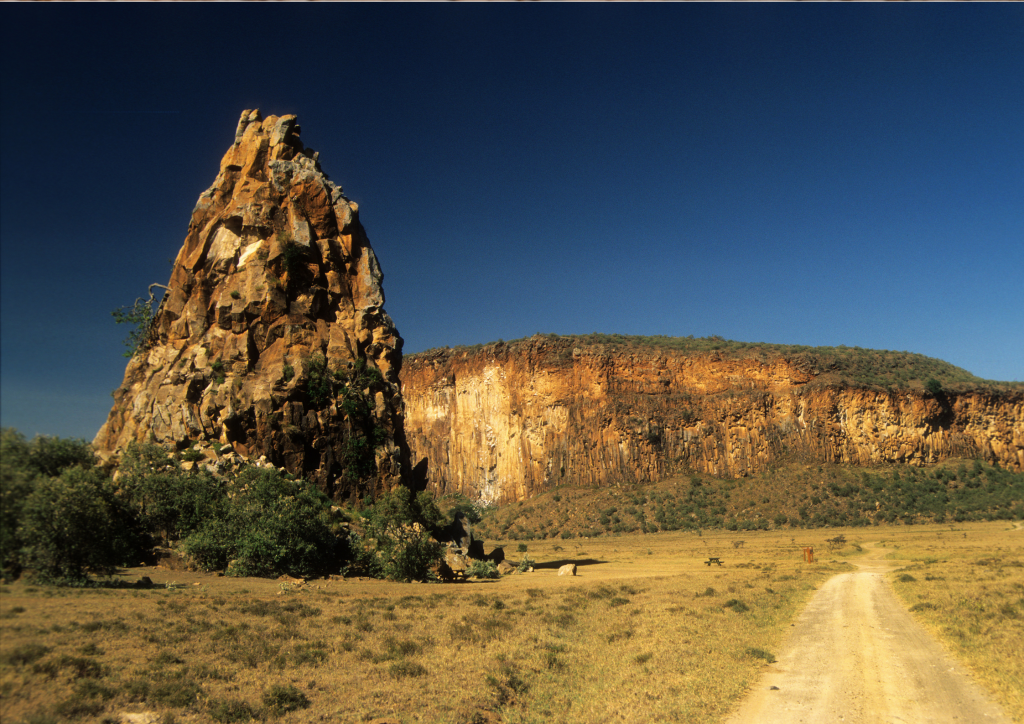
[[724, 544, 1013, 724]]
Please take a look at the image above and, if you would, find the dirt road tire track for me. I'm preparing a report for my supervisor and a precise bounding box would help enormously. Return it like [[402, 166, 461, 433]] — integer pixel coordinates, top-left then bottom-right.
[[724, 545, 1014, 724]]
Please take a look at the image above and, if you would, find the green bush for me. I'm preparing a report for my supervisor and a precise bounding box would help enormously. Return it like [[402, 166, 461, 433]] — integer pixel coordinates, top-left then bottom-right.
[[1, 430, 36, 577], [112, 297, 155, 358], [25, 436, 95, 477], [19, 467, 142, 584], [467, 560, 499, 579], [306, 353, 334, 407], [209, 698, 259, 723], [183, 467, 342, 578], [354, 487, 443, 582], [118, 443, 227, 541]]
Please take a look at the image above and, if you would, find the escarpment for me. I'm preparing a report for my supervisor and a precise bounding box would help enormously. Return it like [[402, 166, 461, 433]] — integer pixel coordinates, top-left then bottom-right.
[[95, 110, 407, 500], [401, 337, 1023, 504]]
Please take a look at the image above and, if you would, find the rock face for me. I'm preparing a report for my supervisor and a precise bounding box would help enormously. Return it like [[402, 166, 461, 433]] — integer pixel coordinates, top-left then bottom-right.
[[95, 110, 407, 500], [401, 337, 1023, 504]]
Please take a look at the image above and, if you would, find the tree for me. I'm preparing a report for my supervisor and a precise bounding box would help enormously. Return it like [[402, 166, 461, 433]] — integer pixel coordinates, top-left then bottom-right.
[[182, 466, 343, 579], [112, 283, 168, 358], [354, 487, 443, 582], [1, 429, 36, 578], [19, 467, 141, 584]]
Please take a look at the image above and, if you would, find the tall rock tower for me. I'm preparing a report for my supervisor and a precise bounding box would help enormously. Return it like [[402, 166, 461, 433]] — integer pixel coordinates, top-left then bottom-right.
[[95, 110, 408, 500]]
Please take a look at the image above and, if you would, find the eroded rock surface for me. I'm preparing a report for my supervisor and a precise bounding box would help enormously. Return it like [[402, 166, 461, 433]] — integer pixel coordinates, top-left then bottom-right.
[[401, 337, 1023, 504], [95, 110, 407, 500]]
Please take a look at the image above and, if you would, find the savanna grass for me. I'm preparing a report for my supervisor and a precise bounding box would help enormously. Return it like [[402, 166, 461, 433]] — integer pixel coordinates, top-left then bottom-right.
[[4, 524, 1015, 723], [887, 522, 1024, 721]]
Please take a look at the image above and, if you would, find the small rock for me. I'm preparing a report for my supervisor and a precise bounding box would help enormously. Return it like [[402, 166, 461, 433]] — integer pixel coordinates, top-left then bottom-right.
[[558, 563, 577, 577]]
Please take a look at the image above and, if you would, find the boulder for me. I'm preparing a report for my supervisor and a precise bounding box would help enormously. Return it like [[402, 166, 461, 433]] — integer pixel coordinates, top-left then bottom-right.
[[497, 560, 516, 575], [558, 563, 577, 577], [445, 548, 469, 577]]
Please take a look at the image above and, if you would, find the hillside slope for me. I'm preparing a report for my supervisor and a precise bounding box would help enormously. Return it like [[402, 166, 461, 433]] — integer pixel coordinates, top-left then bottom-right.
[[401, 335, 1023, 504]]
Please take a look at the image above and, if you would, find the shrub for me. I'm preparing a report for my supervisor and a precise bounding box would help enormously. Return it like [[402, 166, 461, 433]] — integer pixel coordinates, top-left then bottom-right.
[[208, 698, 259, 723], [354, 487, 443, 582], [25, 436, 95, 477], [305, 353, 334, 407], [19, 467, 141, 584], [746, 647, 776, 663], [467, 560, 499, 579], [2, 431, 98, 578], [2, 643, 51, 666], [118, 443, 227, 541], [280, 242, 305, 279], [183, 466, 342, 578], [1, 429, 36, 577], [181, 447, 205, 462], [262, 684, 309, 715], [112, 297, 155, 358], [485, 660, 529, 706]]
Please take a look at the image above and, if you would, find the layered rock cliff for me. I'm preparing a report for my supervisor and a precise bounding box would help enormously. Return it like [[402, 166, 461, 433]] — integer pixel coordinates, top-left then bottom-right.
[[401, 336, 1023, 504], [95, 110, 407, 500]]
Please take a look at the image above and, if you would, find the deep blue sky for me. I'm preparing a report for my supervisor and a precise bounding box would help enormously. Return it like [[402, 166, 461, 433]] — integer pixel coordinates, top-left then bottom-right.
[[2, 4, 1023, 441]]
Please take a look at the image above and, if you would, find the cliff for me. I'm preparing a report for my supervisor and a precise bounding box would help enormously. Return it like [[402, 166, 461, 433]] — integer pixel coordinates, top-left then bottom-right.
[[95, 110, 407, 500], [401, 336, 1023, 504]]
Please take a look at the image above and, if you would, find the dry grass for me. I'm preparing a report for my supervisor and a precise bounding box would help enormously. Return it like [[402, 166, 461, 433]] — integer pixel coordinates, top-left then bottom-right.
[[3, 523, 1019, 724], [0, 529, 846, 724], [884, 521, 1024, 722]]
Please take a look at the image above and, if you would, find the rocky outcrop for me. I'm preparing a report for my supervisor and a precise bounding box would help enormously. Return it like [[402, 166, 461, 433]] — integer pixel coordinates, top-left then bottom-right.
[[95, 110, 407, 500], [401, 337, 1023, 504]]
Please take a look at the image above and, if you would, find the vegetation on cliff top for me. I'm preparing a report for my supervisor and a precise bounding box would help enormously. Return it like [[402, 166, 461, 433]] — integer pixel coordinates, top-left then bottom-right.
[[414, 333, 1022, 392]]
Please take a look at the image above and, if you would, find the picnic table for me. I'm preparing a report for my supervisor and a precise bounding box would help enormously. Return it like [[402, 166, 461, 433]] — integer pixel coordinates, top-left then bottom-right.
[[705, 557, 723, 566]]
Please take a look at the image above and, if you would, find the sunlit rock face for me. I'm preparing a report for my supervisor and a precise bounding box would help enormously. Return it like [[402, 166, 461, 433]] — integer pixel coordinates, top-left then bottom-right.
[[401, 338, 1023, 504], [95, 110, 408, 500]]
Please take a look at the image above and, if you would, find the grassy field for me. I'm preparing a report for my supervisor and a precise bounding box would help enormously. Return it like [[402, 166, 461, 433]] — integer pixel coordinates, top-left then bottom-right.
[[2, 522, 1020, 724], [885, 521, 1024, 722]]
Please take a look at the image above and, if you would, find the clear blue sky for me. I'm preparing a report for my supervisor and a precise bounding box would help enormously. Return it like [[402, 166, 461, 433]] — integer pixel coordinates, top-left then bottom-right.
[[2, 4, 1022, 441]]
